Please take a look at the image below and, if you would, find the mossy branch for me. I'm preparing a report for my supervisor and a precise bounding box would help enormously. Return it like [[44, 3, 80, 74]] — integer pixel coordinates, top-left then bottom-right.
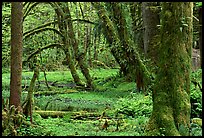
[[24, 43, 63, 63], [23, 2, 40, 21], [23, 27, 63, 39]]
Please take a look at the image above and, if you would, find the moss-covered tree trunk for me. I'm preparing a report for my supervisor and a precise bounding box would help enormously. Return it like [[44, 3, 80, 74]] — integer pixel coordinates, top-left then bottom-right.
[[145, 2, 193, 136], [64, 48, 84, 86], [92, 3, 123, 73], [10, 2, 23, 108], [65, 3, 94, 89], [93, 2, 151, 92], [23, 57, 39, 123], [50, 2, 83, 86]]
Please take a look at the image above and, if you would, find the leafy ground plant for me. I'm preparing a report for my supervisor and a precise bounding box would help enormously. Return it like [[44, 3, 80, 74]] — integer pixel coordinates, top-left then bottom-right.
[[1, 68, 202, 136]]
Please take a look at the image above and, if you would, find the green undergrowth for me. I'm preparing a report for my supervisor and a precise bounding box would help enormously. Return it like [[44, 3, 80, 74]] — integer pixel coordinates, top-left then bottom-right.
[[28, 114, 148, 136], [2, 68, 202, 136]]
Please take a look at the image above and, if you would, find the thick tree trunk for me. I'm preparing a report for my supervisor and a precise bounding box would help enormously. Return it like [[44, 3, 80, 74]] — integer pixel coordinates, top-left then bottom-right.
[[142, 2, 160, 60], [10, 2, 23, 108], [145, 2, 193, 136]]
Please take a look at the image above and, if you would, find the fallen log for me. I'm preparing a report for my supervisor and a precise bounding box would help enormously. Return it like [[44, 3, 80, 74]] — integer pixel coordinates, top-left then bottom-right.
[[33, 89, 78, 97], [34, 110, 72, 118], [34, 110, 101, 119]]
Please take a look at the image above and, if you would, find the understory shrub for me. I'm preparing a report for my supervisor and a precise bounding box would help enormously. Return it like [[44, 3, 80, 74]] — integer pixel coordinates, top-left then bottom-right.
[[190, 69, 202, 118], [114, 94, 152, 118]]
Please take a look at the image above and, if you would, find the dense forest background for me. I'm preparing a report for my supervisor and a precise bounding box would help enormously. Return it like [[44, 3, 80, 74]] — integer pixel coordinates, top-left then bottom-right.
[[2, 2, 202, 136]]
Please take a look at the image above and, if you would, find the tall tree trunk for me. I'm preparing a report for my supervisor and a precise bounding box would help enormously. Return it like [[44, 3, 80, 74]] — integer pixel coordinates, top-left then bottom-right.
[[64, 49, 83, 86], [66, 3, 94, 89], [93, 3, 152, 91], [23, 57, 39, 123], [93, 36, 98, 62], [145, 2, 193, 136], [142, 2, 160, 61], [109, 2, 151, 91], [87, 24, 92, 68], [50, 2, 83, 86], [198, 7, 202, 68], [10, 2, 23, 108], [129, 2, 144, 52]]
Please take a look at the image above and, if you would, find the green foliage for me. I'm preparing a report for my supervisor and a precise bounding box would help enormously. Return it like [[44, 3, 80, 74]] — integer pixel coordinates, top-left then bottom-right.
[[16, 113, 54, 136], [2, 105, 26, 136], [17, 124, 53, 136], [195, 2, 202, 7], [2, 66, 201, 136], [2, 72, 10, 91], [2, 3, 11, 68], [190, 122, 202, 136], [114, 94, 152, 118], [190, 69, 202, 118], [2, 67, 10, 74], [178, 124, 189, 136], [30, 115, 147, 136], [2, 69, 152, 136]]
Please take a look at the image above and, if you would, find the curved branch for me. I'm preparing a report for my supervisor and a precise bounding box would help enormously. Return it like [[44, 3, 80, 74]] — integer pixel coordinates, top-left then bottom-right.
[[23, 27, 63, 39], [72, 19, 96, 25], [23, 2, 40, 21], [23, 21, 57, 35], [48, 2, 64, 17], [23, 19, 94, 39], [25, 43, 63, 62], [23, 2, 29, 8]]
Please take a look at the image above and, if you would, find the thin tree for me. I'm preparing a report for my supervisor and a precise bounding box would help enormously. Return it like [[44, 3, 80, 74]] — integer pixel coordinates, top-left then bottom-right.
[[145, 2, 193, 136], [9, 2, 23, 108]]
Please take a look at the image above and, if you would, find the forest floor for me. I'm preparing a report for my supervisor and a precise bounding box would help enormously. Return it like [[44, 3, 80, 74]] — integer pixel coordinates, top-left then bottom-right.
[[2, 68, 202, 136]]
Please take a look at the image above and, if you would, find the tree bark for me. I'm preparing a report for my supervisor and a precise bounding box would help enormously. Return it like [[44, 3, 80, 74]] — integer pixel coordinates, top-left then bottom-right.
[[64, 49, 84, 86], [142, 2, 160, 61], [23, 58, 39, 123], [65, 3, 94, 89], [94, 2, 152, 92], [129, 2, 144, 51], [198, 7, 202, 68], [145, 2, 193, 136], [10, 2, 23, 108], [50, 2, 83, 86]]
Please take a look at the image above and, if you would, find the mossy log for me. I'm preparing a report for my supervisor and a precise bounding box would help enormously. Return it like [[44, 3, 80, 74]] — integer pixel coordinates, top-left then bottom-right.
[[34, 110, 103, 119], [33, 89, 78, 97], [34, 110, 72, 118]]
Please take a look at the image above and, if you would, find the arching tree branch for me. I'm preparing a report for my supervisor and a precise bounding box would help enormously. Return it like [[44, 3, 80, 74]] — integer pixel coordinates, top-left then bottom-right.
[[23, 27, 63, 39], [24, 43, 63, 63], [23, 2, 40, 21]]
